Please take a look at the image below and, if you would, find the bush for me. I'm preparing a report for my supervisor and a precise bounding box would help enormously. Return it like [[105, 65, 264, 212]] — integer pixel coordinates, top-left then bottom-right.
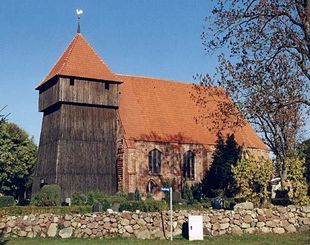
[[134, 188, 141, 201], [0, 195, 15, 207], [223, 198, 236, 210], [182, 183, 194, 204], [31, 184, 61, 206], [285, 154, 310, 205], [119, 200, 168, 212], [0, 205, 91, 216], [232, 156, 273, 205], [71, 192, 88, 206], [191, 183, 204, 201]]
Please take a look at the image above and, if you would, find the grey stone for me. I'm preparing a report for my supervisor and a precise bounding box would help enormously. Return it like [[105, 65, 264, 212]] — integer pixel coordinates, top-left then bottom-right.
[[261, 227, 271, 233], [220, 223, 229, 230], [285, 224, 297, 233], [234, 202, 254, 210], [84, 228, 92, 235], [287, 205, 296, 212], [125, 225, 133, 233], [241, 223, 251, 229], [121, 219, 130, 226], [135, 229, 151, 239], [266, 221, 277, 228], [256, 222, 265, 227], [47, 223, 58, 237], [221, 218, 230, 223], [273, 227, 285, 234], [18, 231, 27, 237], [244, 227, 256, 234], [257, 209, 264, 215], [59, 227, 73, 238], [231, 226, 243, 236], [64, 214, 72, 221], [302, 206, 310, 213]]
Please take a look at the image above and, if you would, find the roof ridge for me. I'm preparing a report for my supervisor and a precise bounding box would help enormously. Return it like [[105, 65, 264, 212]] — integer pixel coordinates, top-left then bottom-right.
[[116, 73, 193, 85]]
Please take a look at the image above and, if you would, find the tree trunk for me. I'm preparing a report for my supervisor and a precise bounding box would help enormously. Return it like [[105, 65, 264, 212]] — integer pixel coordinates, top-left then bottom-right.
[[277, 157, 287, 190]]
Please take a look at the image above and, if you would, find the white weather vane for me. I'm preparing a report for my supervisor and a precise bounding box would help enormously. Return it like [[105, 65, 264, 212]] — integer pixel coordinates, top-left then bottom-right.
[[76, 9, 83, 16], [76, 9, 83, 33]]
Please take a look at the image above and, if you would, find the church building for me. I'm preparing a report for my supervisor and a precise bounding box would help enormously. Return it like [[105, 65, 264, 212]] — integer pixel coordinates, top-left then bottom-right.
[[32, 32, 268, 200]]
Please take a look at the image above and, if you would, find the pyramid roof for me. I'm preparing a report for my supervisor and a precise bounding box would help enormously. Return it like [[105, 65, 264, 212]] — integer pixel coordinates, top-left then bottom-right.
[[36, 34, 120, 89]]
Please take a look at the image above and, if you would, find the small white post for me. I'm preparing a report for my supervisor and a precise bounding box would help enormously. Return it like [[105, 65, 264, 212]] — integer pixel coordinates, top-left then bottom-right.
[[170, 187, 173, 241]]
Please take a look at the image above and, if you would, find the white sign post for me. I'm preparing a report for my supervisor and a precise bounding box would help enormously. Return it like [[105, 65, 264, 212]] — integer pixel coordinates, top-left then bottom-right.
[[160, 187, 173, 241]]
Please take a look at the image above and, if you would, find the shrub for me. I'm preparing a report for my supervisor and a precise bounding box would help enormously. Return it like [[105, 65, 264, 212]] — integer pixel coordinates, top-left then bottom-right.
[[232, 156, 273, 205], [0, 195, 15, 207], [285, 154, 310, 205], [85, 191, 105, 205], [223, 198, 236, 210], [134, 188, 141, 201], [191, 183, 204, 201], [101, 199, 111, 211], [31, 184, 61, 206], [71, 191, 106, 206], [0, 205, 91, 216], [119, 200, 168, 212], [71, 192, 88, 206], [182, 183, 194, 204]]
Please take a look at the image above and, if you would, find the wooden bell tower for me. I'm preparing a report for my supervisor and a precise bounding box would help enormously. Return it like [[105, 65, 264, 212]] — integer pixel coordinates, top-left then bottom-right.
[[32, 33, 122, 199]]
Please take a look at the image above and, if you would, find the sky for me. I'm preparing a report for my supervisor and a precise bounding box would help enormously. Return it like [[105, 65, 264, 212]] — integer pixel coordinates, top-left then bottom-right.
[[0, 1, 309, 144]]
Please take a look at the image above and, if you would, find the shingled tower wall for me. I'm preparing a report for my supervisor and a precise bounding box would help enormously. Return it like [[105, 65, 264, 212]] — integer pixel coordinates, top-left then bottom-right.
[[32, 34, 121, 199]]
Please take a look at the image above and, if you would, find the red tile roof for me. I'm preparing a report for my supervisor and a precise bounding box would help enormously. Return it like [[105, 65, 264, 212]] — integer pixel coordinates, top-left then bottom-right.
[[37, 33, 267, 150], [117, 74, 268, 150], [36, 34, 120, 89]]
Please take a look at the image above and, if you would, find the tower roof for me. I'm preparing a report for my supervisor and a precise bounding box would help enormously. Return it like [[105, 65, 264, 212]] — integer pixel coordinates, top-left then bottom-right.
[[36, 33, 121, 90]]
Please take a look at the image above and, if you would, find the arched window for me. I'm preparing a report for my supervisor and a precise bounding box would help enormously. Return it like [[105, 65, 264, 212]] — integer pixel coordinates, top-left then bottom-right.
[[146, 180, 157, 193], [148, 149, 162, 175], [183, 150, 195, 180]]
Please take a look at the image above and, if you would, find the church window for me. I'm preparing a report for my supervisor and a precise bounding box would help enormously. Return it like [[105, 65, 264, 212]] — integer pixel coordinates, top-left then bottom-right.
[[146, 180, 157, 193], [69, 78, 75, 86], [148, 149, 162, 175], [105, 82, 109, 90], [183, 150, 195, 180]]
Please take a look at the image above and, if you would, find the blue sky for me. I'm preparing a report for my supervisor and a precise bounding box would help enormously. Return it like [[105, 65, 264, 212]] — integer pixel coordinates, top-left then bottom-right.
[[0, 1, 308, 143]]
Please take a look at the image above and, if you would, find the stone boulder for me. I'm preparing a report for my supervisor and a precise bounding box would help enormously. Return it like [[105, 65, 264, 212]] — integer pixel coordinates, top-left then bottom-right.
[[59, 227, 73, 238], [135, 229, 151, 239], [234, 202, 254, 210], [47, 223, 58, 237]]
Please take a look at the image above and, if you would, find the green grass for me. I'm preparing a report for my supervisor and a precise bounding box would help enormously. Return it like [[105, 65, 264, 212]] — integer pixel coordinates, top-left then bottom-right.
[[2, 232, 310, 245]]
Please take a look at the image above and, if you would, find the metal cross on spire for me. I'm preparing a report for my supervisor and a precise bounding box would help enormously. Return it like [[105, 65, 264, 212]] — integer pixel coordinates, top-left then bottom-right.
[[76, 9, 83, 33]]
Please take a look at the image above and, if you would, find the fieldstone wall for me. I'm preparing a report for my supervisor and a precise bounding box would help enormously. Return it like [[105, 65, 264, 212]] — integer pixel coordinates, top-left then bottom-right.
[[1, 205, 309, 239]]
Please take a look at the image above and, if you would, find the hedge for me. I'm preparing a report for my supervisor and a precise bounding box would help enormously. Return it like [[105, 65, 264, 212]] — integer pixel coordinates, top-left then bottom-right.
[[0, 205, 91, 216], [0, 196, 15, 208], [119, 200, 168, 212]]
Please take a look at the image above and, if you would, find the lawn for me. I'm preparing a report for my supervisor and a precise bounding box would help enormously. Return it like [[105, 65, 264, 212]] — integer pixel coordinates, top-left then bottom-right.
[[2, 232, 310, 245]]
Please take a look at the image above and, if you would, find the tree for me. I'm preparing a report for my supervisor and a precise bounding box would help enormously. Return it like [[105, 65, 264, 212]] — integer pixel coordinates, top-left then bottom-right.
[[232, 156, 273, 205], [202, 134, 240, 197], [0, 122, 37, 199], [196, 0, 310, 189]]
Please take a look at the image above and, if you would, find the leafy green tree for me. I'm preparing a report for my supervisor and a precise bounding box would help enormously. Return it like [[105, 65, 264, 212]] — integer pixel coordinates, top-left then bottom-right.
[[296, 139, 310, 195], [0, 122, 37, 199], [232, 156, 273, 205], [285, 153, 309, 205], [202, 133, 240, 197]]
